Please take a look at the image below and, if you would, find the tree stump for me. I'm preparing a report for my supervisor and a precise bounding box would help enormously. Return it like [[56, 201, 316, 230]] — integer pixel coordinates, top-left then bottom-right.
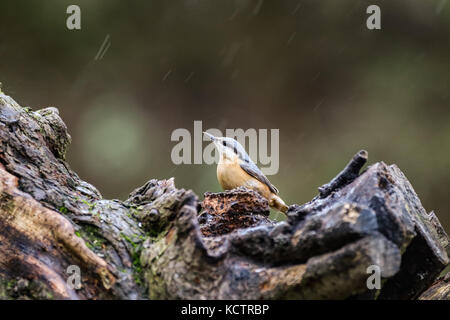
[[0, 91, 448, 299]]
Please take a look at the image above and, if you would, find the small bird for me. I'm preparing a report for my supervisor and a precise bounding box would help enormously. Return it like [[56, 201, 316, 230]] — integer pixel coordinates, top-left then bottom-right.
[[204, 132, 288, 213]]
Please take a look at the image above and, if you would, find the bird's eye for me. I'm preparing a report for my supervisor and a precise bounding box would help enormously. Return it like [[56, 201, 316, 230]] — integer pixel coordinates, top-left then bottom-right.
[[222, 141, 226, 147]]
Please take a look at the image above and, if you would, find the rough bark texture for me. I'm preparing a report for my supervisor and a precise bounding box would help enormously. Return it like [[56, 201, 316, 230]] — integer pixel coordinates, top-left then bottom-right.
[[0, 91, 448, 300]]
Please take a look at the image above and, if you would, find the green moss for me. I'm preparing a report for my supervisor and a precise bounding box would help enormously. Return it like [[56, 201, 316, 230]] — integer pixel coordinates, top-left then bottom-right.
[[120, 232, 145, 286], [75, 198, 102, 219], [77, 225, 106, 252], [80, 199, 96, 211], [59, 206, 68, 214]]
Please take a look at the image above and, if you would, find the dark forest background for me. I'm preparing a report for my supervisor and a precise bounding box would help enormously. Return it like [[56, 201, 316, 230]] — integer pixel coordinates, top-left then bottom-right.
[[0, 0, 449, 231]]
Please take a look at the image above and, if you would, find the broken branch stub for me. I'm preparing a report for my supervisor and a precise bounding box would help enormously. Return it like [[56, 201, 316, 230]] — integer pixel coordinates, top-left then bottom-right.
[[0, 91, 449, 300], [318, 149, 368, 198]]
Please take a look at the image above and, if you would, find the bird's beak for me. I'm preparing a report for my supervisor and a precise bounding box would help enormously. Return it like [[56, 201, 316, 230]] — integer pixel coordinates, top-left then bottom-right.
[[203, 132, 215, 141]]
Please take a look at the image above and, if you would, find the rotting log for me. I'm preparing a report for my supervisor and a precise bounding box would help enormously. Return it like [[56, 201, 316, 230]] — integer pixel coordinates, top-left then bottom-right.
[[0, 91, 448, 300]]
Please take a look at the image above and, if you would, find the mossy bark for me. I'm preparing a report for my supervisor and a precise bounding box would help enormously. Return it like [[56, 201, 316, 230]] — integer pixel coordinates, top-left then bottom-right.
[[0, 92, 448, 300]]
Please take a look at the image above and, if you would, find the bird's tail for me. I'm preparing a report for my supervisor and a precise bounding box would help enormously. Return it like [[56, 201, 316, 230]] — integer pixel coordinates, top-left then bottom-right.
[[269, 194, 289, 214]]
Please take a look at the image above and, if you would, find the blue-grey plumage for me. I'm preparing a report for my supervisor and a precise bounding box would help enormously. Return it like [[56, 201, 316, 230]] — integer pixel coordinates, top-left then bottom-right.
[[204, 132, 288, 213]]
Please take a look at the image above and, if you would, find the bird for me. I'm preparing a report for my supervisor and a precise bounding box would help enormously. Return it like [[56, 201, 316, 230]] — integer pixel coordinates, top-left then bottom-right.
[[203, 132, 288, 214]]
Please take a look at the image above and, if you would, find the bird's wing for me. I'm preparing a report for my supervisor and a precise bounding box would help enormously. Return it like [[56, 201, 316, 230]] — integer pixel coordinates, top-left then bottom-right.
[[240, 161, 279, 194]]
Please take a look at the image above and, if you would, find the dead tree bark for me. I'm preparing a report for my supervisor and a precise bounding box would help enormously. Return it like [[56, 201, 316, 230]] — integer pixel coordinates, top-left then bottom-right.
[[0, 91, 448, 300]]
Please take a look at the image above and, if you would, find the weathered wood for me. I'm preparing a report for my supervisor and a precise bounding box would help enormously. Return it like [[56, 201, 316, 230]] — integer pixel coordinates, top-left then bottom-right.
[[0, 91, 448, 300], [418, 272, 450, 300], [0, 93, 144, 299], [291, 161, 450, 299]]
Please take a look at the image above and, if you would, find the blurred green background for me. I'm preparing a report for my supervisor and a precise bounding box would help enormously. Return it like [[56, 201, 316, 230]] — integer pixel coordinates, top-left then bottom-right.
[[0, 1, 449, 231]]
